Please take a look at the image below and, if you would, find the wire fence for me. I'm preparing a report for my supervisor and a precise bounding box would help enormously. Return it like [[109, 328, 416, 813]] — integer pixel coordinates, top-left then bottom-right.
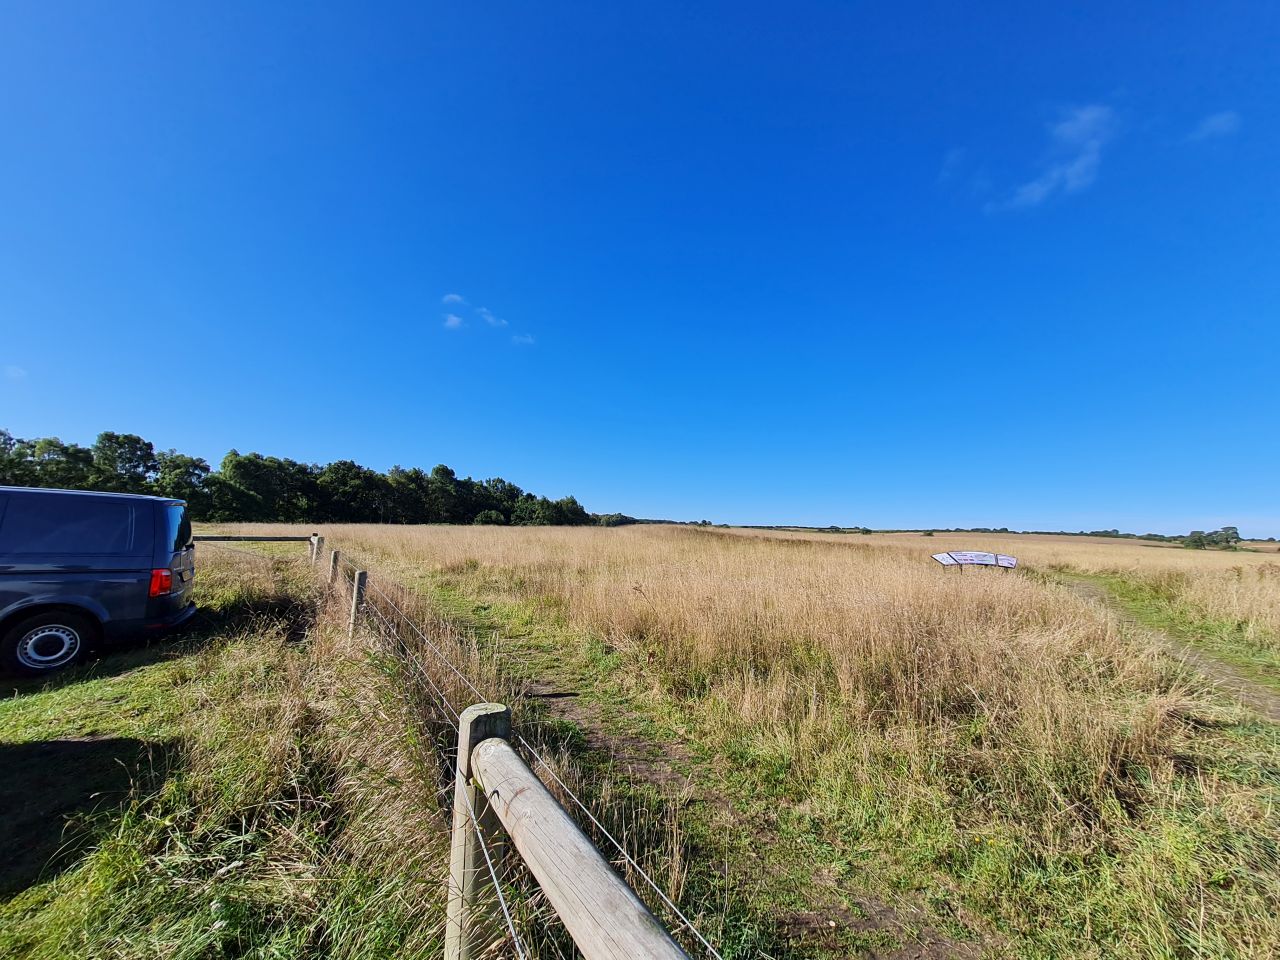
[[322, 547, 723, 960], [195, 539, 719, 957]]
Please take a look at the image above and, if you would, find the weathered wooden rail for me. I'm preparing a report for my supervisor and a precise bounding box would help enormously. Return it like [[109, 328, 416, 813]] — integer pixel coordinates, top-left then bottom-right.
[[194, 533, 327, 565], [193, 535, 318, 542], [446, 703, 690, 960]]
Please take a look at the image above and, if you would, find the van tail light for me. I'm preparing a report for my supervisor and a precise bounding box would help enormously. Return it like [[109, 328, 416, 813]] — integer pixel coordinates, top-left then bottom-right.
[[149, 569, 173, 597]]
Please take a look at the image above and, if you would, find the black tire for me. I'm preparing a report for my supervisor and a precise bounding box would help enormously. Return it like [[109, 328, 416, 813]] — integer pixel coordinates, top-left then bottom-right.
[[1, 610, 94, 675]]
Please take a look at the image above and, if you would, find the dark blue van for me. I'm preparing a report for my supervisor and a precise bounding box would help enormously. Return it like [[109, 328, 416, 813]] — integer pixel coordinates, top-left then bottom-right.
[[0, 487, 196, 674]]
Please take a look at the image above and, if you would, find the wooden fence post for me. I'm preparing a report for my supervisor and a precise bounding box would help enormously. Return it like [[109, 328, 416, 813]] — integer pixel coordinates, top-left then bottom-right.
[[445, 703, 512, 960], [328, 550, 340, 587], [310, 534, 324, 565], [348, 570, 367, 637]]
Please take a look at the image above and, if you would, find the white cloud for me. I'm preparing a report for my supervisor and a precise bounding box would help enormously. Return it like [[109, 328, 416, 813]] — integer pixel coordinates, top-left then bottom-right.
[[443, 313, 464, 329], [477, 307, 508, 327], [991, 105, 1115, 211], [442, 293, 466, 305], [511, 334, 535, 346], [1189, 111, 1240, 141], [3, 364, 26, 381]]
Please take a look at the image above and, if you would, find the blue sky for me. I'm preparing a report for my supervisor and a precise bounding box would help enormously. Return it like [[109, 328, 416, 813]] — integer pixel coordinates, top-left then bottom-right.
[[2, 3, 1277, 535]]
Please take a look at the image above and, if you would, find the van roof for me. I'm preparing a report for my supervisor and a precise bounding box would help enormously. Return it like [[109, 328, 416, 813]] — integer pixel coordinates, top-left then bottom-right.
[[0, 485, 185, 506]]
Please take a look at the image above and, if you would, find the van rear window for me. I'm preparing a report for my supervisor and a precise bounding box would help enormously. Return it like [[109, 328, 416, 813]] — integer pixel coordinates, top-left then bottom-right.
[[165, 503, 192, 551], [0, 498, 134, 554]]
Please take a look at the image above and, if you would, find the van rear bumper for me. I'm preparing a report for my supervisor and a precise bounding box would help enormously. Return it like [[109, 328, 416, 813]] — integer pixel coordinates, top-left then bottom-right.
[[103, 602, 197, 642]]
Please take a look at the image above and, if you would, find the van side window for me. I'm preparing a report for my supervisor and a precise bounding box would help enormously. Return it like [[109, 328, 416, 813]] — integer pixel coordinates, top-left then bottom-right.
[[165, 504, 192, 551], [0, 498, 134, 554]]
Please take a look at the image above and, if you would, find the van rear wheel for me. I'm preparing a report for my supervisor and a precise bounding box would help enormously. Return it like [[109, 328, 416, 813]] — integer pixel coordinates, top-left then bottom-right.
[[2, 611, 93, 675]]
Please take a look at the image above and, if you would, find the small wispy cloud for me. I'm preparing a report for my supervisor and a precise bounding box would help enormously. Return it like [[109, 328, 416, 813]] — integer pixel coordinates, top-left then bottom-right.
[[990, 104, 1116, 212], [937, 147, 966, 184], [3, 364, 26, 381], [1189, 110, 1240, 141], [441, 293, 531, 344]]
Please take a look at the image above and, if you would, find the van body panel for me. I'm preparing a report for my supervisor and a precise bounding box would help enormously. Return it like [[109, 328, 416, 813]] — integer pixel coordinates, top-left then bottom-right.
[[0, 487, 197, 655]]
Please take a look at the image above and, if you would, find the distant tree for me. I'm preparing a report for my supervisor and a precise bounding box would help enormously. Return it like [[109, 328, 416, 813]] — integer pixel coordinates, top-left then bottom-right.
[[473, 509, 506, 525], [317, 460, 392, 522], [508, 497, 543, 525], [154, 451, 212, 516], [595, 513, 638, 527], [552, 496, 591, 526], [510, 494, 591, 526], [204, 472, 266, 522], [480, 477, 525, 516], [219, 451, 319, 522], [424, 464, 468, 523], [922, 530, 935, 537], [0, 430, 36, 486], [0, 427, 599, 525], [27, 437, 94, 489], [387, 466, 433, 523], [1183, 526, 1242, 550], [1212, 526, 1242, 547]]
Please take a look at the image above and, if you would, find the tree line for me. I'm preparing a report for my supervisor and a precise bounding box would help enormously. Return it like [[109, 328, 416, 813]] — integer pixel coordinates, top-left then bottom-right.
[[0, 429, 629, 526]]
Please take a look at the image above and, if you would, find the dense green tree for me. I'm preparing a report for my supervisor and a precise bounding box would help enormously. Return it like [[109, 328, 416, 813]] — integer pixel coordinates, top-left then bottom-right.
[[387, 466, 433, 523], [27, 437, 94, 489], [424, 464, 469, 523], [0, 430, 36, 486], [1214, 526, 1242, 547], [204, 473, 267, 522], [0, 427, 604, 525], [317, 460, 392, 522], [220, 451, 319, 522], [90, 432, 159, 493], [154, 451, 212, 516]]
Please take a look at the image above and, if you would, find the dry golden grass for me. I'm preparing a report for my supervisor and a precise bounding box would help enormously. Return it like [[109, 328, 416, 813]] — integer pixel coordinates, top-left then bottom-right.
[[209, 522, 1280, 957], [737, 528, 1280, 654]]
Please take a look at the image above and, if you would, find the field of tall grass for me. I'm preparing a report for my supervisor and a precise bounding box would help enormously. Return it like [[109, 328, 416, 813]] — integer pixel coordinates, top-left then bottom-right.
[[867, 531, 1280, 655], [218, 522, 1280, 959]]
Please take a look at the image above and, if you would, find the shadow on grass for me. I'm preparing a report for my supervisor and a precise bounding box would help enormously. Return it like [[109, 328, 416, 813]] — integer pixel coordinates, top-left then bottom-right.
[[0, 594, 313, 701], [0, 736, 176, 896]]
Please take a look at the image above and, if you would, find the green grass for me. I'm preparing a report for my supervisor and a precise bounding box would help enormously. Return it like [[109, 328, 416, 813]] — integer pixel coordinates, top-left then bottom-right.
[[0, 555, 448, 960], [1076, 570, 1280, 694]]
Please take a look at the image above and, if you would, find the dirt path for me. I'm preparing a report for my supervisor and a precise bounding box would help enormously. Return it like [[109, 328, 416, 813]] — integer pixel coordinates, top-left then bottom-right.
[[1064, 577, 1280, 722]]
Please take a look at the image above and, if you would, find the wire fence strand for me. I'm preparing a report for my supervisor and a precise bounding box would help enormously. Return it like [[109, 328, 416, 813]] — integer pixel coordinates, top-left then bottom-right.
[[328, 546, 721, 959], [459, 779, 531, 960], [516, 735, 723, 960]]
